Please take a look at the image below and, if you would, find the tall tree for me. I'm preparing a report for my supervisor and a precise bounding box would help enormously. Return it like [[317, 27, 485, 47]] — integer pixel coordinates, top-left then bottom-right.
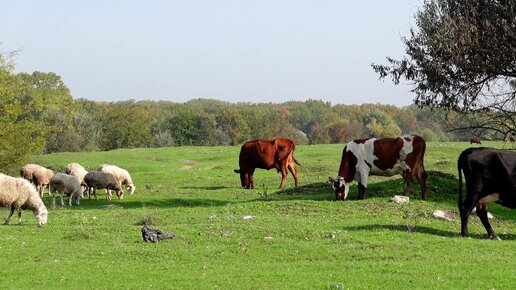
[[100, 101, 153, 150], [372, 0, 516, 138], [0, 50, 45, 171], [17, 71, 76, 152]]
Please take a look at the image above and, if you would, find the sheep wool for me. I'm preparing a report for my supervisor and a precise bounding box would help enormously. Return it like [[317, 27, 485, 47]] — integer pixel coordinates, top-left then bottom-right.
[[97, 164, 136, 195], [64, 163, 88, 184], [0, 173, 48, 226], [20, 163, 46, 182]]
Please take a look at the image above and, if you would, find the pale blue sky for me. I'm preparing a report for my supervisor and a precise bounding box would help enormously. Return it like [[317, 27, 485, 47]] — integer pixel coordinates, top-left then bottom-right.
[[1, 0, 421, 106]]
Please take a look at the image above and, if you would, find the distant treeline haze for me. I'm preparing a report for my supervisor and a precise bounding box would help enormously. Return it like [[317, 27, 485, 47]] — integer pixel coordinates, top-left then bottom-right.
[[39, 95, 466, 152], [0, 68, 484, 171]]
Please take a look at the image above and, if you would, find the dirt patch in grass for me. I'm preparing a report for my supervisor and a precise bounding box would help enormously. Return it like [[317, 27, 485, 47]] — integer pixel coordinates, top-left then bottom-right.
[[205, 162, 223, 170], [179, 160, 197, 170]]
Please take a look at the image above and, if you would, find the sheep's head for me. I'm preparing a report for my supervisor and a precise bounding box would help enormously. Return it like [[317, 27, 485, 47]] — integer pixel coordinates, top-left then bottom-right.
[[128, 184, 136, 195], [34, 206, 48, 226]]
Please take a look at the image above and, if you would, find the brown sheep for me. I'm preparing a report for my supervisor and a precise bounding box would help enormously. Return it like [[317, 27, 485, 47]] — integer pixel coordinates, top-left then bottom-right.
[[33, 167, 54, 197]]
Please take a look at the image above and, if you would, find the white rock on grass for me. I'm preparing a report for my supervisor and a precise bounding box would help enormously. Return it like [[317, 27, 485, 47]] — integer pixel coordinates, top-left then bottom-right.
[[432, 210, 454, 221], [242, 215, 255, 220], [391, 195, 410, 204]]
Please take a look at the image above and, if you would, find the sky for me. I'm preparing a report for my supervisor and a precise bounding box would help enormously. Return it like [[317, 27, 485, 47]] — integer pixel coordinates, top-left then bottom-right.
[[0, 0, 421, 106]]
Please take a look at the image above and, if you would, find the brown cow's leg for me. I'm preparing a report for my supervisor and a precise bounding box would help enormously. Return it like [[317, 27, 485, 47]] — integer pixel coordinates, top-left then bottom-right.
[[476, 204, 500, 240], [279, 167, 288, 189], [402, 171, 413, 196], [416, 167, 428, 200], [288, 162, 298, 188], [249, 170, 255, 189]]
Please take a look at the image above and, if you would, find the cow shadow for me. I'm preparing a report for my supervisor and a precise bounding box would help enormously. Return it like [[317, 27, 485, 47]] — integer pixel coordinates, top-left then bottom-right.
[[340, 224, 516, 240], [276, 170, 458, 202], [179, 186, 229, 191]]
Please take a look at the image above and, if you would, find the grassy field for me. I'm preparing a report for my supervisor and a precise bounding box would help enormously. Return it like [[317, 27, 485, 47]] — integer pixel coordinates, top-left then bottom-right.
[[1, 142, 515, 289]]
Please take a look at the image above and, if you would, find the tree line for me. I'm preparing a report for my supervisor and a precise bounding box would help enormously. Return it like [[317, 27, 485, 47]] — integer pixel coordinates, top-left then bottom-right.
[[3, 0, 514, 172], [1, 52, 504, 173]]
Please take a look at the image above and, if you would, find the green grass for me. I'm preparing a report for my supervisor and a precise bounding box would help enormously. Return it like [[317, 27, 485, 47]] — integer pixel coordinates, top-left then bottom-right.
[[1, 142, 515, 289]]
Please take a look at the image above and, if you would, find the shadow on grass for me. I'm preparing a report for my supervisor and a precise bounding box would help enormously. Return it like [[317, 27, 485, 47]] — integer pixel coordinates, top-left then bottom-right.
[[42, 197, 236, 210], [341, 224, 516, 240], [107, 198, 235, 209], [179, 186, 229, 190], [277, 170, 458, 202]]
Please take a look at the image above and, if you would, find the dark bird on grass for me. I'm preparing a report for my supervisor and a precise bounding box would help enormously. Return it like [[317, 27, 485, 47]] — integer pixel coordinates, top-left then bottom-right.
[[141, 225, 175, 243]]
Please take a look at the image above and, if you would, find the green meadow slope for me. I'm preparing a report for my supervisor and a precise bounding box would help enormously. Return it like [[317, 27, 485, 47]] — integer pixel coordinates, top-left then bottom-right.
[[0, 142, 515, 289]]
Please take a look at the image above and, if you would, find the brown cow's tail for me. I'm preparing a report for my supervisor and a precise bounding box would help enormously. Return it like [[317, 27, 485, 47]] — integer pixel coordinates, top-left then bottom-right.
[[290, 141, 301, 166]]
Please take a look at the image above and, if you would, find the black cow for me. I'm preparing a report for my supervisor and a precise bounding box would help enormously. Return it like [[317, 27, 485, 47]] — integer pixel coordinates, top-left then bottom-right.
[[458, 147, 516, 239]]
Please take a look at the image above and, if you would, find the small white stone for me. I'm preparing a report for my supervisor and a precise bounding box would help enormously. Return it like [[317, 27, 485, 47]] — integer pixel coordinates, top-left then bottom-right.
[[391, 195, 410, 204], [242, 215, 255, 220], [432, 210, 454, 221]]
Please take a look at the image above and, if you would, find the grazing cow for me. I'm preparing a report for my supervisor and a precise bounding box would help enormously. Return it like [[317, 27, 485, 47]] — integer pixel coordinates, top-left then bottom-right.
[[458, 147, 516, 239], [234, 138, 299, 189], [469, 137, 481, 144], [502, 135, 515, 149], [329, 134, 428, 200]]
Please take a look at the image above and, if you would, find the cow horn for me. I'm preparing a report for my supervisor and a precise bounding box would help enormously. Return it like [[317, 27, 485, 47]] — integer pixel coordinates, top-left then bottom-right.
[[233, 169, 240, 173]]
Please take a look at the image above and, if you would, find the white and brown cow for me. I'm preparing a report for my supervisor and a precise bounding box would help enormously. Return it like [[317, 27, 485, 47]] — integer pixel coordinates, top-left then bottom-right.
[[329, 135, 428, 200]]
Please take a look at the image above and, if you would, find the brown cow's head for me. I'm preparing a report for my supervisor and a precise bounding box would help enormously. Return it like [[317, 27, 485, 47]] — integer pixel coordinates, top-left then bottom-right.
[[234, 169, 249, 188], [329, 176, 349, 200]]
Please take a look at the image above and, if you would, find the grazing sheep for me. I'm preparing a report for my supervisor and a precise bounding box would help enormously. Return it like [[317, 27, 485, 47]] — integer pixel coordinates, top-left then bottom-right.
[[0, 173, 48, 226], [50, 173, 82, 207], [63, 163, 88, 183], [63, 163, 89, 197], [97, 164, 136, 197], [83, 171, 122, 200], [20, 164, 46, 183], [32, 167, 54, 197]]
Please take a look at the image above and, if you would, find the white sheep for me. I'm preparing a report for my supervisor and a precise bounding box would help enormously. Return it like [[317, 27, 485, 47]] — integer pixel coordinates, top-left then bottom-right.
[[63, 163, 89, 197], [20, 163, 46, 183], [0, 173, 48, 226], [33, 167, 54, 197], [97, 164, 136, 197]]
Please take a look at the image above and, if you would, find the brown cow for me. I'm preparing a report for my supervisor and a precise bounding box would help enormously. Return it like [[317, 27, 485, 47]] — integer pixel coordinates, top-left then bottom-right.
[[469, 137, 481, 144], [234, 138, 299, 189], [329, 134, 428, 200]]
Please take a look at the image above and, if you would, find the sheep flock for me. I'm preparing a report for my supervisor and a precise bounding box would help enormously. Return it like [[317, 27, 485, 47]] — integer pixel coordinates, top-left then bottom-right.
[[1, 163, 136, 227]]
